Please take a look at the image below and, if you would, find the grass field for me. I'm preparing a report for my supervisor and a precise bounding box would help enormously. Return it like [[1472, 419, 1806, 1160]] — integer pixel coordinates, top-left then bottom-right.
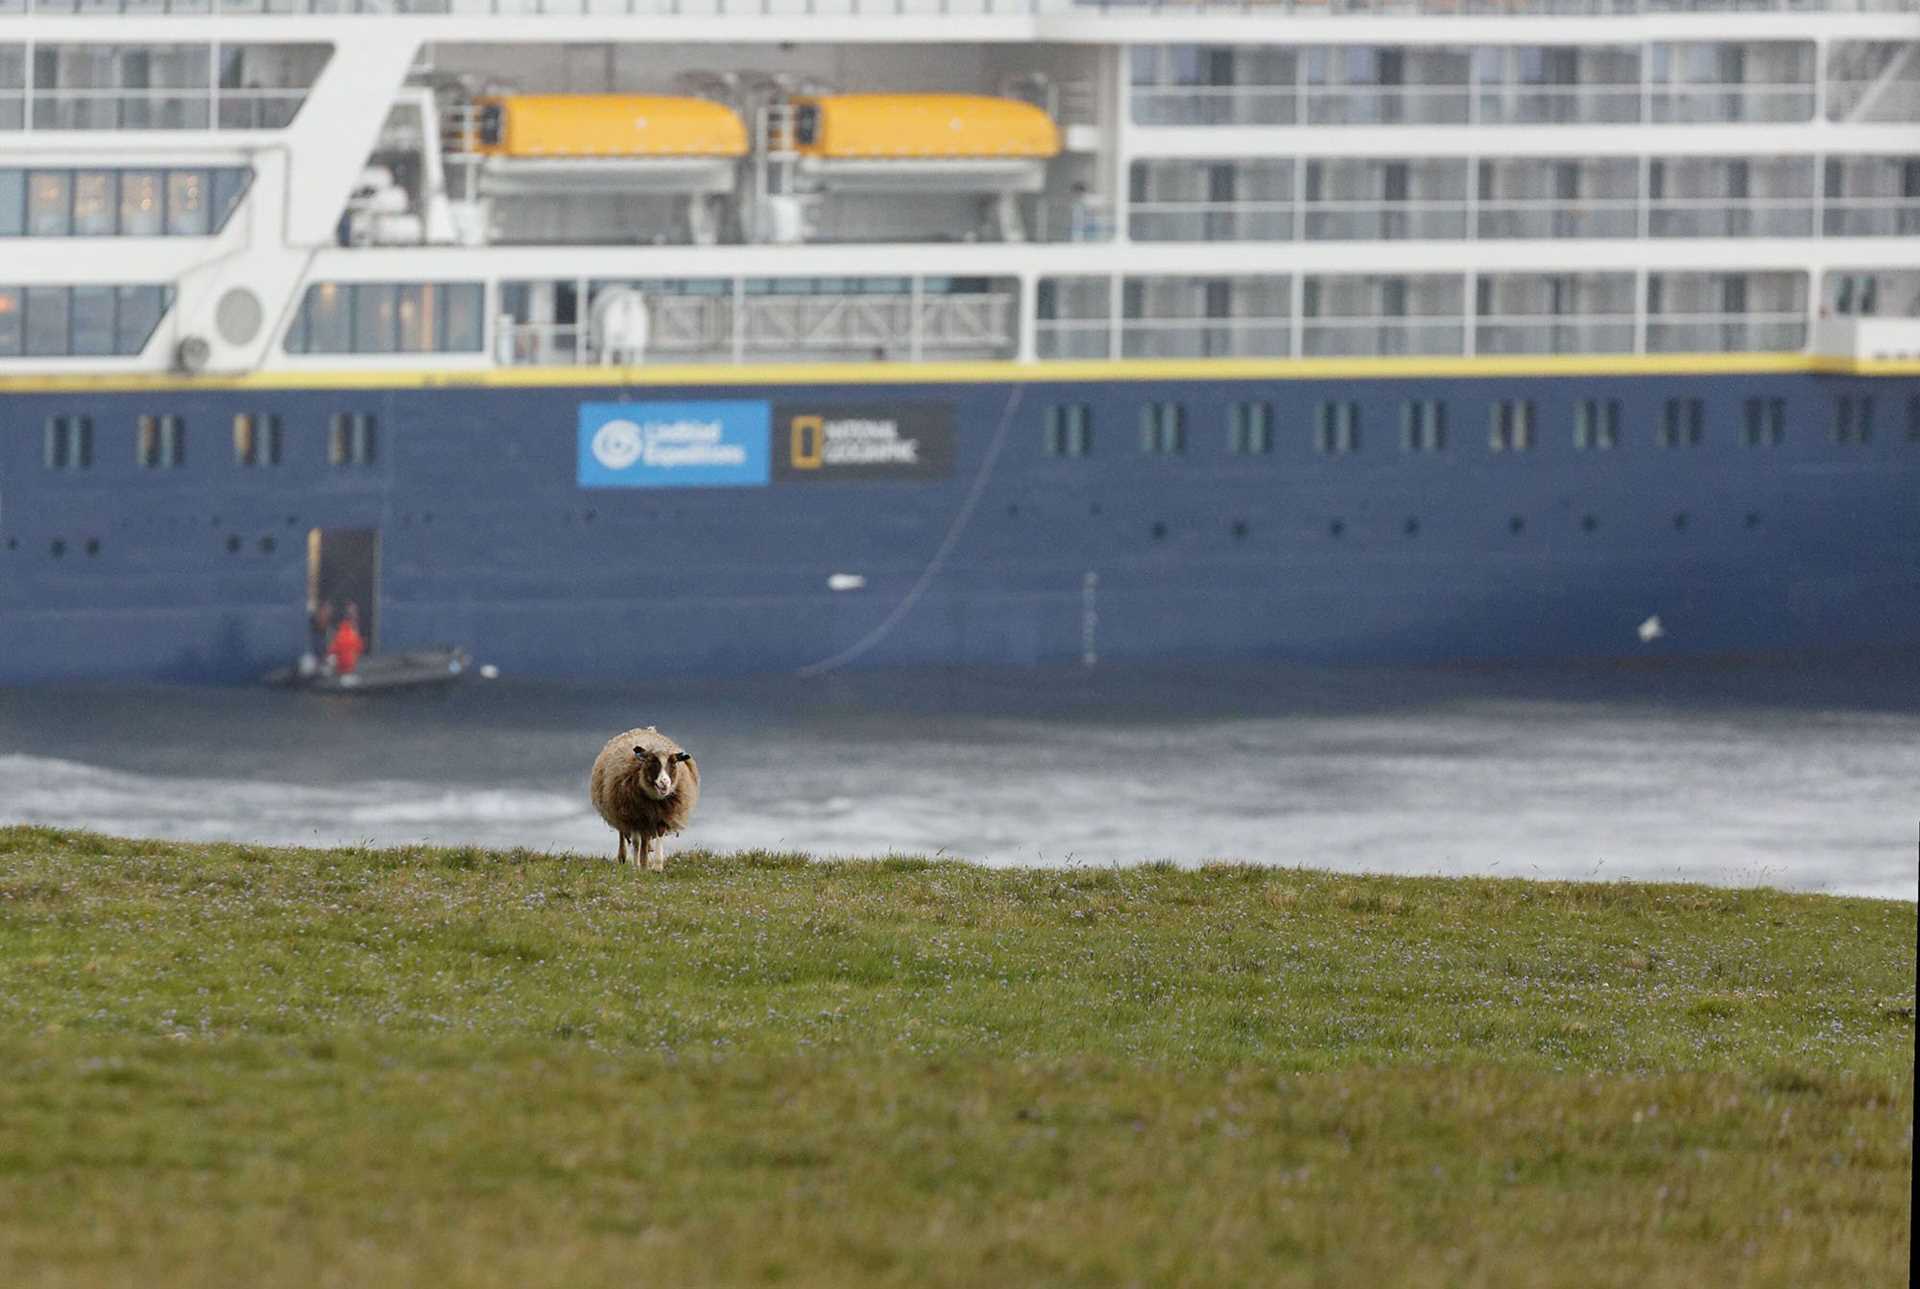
[[0, 826, 1911, 1287]]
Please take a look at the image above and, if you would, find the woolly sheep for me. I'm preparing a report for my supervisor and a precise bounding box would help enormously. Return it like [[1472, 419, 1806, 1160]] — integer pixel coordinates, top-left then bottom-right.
[[588, 725, 700, 872]]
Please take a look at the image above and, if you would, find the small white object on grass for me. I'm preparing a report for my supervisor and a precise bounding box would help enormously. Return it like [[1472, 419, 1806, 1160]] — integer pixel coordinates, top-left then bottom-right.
[[1637, 615, 1665, 643]]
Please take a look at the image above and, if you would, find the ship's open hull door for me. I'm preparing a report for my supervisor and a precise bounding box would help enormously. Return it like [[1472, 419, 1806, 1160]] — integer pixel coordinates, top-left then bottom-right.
[[308, 527, 380, 649]]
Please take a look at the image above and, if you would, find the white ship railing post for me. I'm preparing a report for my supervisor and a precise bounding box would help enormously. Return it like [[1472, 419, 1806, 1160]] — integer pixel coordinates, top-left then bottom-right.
[[1016, 271, 1036, 362], [731, 275, 745, 363], [910, 273, 923, 363]]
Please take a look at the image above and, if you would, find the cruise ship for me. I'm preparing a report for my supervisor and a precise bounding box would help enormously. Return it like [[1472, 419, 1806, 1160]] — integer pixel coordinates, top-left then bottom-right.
[[1, 0, 1916, 684]]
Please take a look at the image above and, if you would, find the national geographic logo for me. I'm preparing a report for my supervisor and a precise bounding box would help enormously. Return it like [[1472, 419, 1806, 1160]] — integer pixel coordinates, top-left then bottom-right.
[[790, 416, 825, 470], [774, 403, 954, 482]]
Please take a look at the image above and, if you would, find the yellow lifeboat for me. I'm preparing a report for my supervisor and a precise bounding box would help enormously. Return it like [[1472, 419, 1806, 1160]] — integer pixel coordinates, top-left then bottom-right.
[[472, 95, 749, 159], [787, 94, 1059, 160]]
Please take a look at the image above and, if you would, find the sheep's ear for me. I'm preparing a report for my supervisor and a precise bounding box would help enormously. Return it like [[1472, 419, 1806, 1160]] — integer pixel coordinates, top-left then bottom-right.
[[672, 751, 693, 764]]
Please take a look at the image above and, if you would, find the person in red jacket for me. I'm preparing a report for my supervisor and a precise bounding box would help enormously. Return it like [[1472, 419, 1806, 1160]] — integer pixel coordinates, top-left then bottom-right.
[[327, 602, 365, 675]]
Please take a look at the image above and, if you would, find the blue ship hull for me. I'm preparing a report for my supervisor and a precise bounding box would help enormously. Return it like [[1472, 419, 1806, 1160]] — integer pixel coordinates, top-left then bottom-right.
[[3, 365, 1916, 684]]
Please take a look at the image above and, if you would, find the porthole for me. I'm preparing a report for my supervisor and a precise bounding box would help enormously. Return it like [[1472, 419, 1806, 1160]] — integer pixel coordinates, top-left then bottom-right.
[[1672, 512, 1690, 531], [1745, 511, 1762, 529], [1329, 518, 1346, 538], [1508, 516, 1525, 535], [5, 537, 16, 551], [1580, 514, 1598, 533], [84, 538, 100, 557], [286, 515, 299, 527], [225, 534, 241, 554], [1150, 521, 1167, 541], [1403, 517, 1420, 537], [259, 535, 276, 554], [50, 539, 65, 558], [1006, 504, 1019, 519], [1089, 502, 1102, 517], [1230, 520, 1248, 541]]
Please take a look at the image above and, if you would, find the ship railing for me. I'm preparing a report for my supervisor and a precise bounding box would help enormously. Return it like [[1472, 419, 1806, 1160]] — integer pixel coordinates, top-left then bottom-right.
[[1822, 196, 1920, 237], [497, 289, 1018, 365], [1476, 313, 1638, 354], [6, 0, 1915, 16], [1475, 201, 1641, 240], [1031, 201, 1119, 243], [1118, 316, 1292, 359], [1128, 202, 1295, 243], [9, 86, 307, 131], [1131, 81, 1820, 129], [1300, 318, 1468, 357], [1646, 311, 1807, 352], [1824, 75, 1920, 124], [1649, 84, 1820, 125], [1302, 202, 1472, 241]]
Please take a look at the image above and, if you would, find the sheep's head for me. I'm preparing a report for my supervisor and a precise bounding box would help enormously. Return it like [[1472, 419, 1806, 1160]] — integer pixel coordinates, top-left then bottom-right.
[[632, 747, 692, 800]]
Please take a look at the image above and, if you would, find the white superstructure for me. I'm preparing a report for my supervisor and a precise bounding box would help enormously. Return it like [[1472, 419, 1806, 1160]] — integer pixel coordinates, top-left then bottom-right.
[[3, 0, 1917, 377]]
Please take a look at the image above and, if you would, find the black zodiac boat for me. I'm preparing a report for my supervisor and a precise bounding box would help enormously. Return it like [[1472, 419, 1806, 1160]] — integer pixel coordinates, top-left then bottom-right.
[[264, 646, 476, 693]]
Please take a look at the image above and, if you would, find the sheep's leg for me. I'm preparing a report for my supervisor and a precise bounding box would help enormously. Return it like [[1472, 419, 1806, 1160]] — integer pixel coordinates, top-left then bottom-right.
[[616, 831, 627, 865], [648, 835, 668, 874]]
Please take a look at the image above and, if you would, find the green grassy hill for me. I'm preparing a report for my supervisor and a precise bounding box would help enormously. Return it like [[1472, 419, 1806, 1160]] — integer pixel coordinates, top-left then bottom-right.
[[0, 827, 1911, 1287]]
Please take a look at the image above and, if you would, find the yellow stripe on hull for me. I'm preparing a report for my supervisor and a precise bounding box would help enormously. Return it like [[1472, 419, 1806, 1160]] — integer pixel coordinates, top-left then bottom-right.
[[1, 352, 1916, 396]]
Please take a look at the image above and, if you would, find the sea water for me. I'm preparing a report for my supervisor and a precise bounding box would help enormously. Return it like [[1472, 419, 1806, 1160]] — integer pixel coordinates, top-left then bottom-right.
[[1, 659, 1914, 900]]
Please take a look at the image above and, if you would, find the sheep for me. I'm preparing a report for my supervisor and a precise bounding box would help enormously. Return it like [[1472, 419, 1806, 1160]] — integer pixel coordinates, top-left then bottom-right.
[[588, 725, 700, 872]]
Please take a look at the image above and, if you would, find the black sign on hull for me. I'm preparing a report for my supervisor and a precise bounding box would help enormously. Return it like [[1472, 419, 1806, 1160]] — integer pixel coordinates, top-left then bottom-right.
[[773, 403, 955, 482]]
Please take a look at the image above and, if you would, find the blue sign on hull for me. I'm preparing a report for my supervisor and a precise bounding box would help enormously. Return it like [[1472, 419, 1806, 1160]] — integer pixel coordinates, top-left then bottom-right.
[[578, 400, 771, 488]]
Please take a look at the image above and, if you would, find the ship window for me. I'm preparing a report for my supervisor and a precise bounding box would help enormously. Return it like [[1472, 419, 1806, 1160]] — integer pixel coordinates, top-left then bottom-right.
[[353, 284, 398, 354], [1402, 399, 1448, 453], [1833, 395, 1875, 444], [119, 171, 162, 236], [211, 168, 251, 231], [1139, 402, 1185, 455], [166, 170, 208, 235], [27, 171, 70, 236], [233, 413, 283, 467], [1315, 400, 1360, 455], [72, 171, 116, 237], [1488, 399, 1535, 452], [24, 286, 69, 356], [0, 284, 166, 356], [43, 416, 92, 471], [287, 282, 486, 355], [444, 284, 484, 353], [137, 414, 185, 469], [330, 413, 377, 467], [0, 166, 247, 237], [0, 171, 21, 237], [1228, 400, 1272, 454], [1573, 398, 1621, 450], [1044, 403, 1092, 458], [395, 283, 434, 354], [0, 287, 19, 356], [69, 286, 114, 355], [1742, 397, 1785, 446], [1658, 398, 1704, 447], [115, 286, 165, 355]]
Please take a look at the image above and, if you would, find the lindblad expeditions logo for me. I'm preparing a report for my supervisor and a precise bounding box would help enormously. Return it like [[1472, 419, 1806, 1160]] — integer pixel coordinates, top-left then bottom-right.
[[577, 401, 770, 489], [777, 404, 953, 482], [595, 416, 748, 471]]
